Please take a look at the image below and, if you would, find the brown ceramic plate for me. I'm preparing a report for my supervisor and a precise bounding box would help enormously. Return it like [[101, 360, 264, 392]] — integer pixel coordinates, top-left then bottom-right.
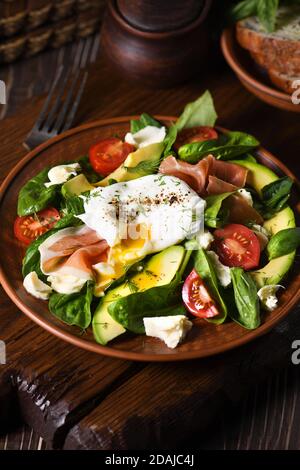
[[0, 116, 300, 362], [221, 28, 300, 113]]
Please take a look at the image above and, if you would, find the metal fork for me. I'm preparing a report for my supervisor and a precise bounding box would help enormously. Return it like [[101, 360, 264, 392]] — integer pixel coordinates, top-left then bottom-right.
[[24, 33, 100, 151]]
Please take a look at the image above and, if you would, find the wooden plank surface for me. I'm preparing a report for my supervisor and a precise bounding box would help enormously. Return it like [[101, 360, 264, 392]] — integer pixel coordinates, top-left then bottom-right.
[[0, 40, 300, 450]]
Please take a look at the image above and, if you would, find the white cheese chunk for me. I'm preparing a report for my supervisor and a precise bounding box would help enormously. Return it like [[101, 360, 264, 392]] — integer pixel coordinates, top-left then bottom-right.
[[143, 315, 193, 349], [207, 251, 231, 287], [196, 230, 214, 250], [237, 188, 253, 206], [23, 272, 52, 300], [47, 274, 86, 294], [257, 285, 283, 311], [125, 125, 166, 149], [44, 163, 81, 187], [92, 262, 115, 277]]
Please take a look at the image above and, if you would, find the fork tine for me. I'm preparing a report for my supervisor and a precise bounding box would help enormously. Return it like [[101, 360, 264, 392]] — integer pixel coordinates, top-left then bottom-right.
[[54, 36, 94, 134], [61, 34, 100, 132], [33, 65, 64, 130], [44, 38, 86, 132]]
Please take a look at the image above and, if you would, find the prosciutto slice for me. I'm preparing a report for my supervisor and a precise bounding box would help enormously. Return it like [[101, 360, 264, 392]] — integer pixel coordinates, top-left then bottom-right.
[[159, 155, 248, 196], [206, 176, 238, 195], [159, 155, 212, 194], [226, 194, 264, 225], [39, 225, 108, 280]]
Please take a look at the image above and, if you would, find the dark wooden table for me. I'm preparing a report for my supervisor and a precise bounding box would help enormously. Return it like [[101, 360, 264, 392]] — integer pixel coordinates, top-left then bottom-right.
[[1, 41, 300, 451]]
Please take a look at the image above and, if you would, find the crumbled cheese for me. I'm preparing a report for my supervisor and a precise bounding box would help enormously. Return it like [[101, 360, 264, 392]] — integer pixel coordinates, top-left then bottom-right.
[[143, 315, 193, 349], [23, 272, 52, 300], [44, 163, 81, 187], [92, 262, 115, 277], [125, 125, 166, 149], [47, 274, 87, 294], [257, 285, 283, 311], [207, 251, 231, 287], [196, 230, 214, 250], [237, 188, 253, 206]]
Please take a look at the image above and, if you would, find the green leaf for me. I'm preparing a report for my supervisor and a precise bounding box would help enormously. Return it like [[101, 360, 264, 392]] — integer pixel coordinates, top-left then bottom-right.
[[78, 155, 101, 183], [261, 176, 293, 218], [229, 0, 258, 22], [17, 168, 61, 216], [130, 113, 162, 134], [163, 124, 178, 157], [257, 0, 279, 32], [62, 195, 85, 216], [267, 228, 300, 260], [230, 267, 260, 329], [176, 90, 217, 131], [108, 273, 185, 334], [204, 192, 234, 228], [49, 281, 94, 329], [194, 248, 227, 324], [178, 131, 259, 164]]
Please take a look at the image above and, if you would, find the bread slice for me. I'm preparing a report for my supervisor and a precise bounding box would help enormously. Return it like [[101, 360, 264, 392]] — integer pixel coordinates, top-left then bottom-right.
[[268, 68, 299, 94], [236, 6, 300, 59], [250, 50, 300, 75]]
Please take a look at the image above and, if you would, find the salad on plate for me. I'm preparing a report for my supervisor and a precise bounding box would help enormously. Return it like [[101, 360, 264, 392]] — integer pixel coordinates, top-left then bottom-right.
[[15, 91, 300, 349]]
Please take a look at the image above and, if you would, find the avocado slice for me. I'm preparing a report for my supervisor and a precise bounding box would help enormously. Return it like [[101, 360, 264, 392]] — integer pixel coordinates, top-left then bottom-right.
[[61, 174, 94, 198], [232, 159, 296, 287], [95, 142, 164, 187], [92, 245, 185, 345]]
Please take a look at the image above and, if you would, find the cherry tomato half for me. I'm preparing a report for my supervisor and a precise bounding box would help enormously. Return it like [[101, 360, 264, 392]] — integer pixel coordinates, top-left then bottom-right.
[[213, 223, 260, 270], [174, 126, 218, 151], [182, 269, 220, 318], [14, 207, 60, 245], [89, 138, 135, 176]]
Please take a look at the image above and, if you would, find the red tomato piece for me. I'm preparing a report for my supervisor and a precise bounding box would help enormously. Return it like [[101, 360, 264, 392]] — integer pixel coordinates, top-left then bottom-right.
[[89, 138, 135, 176], [174, 126, 218, 151], [213, 223, 260, 270], [182, 269, 220, 318], [14, 207, 60, 245]]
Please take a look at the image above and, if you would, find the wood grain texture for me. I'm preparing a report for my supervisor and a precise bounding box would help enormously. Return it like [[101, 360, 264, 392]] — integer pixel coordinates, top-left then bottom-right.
[[0, 42, 300, 450]]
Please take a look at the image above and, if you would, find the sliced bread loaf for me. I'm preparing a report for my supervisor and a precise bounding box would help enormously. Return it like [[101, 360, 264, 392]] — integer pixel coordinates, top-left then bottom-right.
[[236, 6, 300, 59], [250, 50, 300, 75], [268, 68, 299, 94]]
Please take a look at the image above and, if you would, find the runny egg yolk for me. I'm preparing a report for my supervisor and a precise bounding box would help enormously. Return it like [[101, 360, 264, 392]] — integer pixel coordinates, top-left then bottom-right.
[[93, 223, 151, 296]]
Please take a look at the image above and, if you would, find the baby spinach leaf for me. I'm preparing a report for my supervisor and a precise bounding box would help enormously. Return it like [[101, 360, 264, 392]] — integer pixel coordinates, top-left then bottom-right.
[[176, 90, 217, 131], [62, 194, 85, 216], [204, 192, 234, 228], [178, 131, 259, 164], [17, 168, 61, 216], [194, 248, 227, 324], [230, 267, 260, 329], [163, 90, 217, 156], [49, 281, 94, 329], [130, 113, 162, 134], [261, 177, 293, 218], [267, 228, 300, 260], [78, 155, 101, 183], [108, 273, 184, 334]]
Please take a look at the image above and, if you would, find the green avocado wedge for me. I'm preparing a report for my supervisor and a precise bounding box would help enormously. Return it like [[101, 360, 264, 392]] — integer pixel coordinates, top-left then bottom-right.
[[232, 159, 296, 287], [92, 245, 185, 346]]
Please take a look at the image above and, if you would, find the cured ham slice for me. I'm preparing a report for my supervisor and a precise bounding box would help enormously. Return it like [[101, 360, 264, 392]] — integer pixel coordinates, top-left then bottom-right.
[[226, 194, 264, 225], [159, 155, 212, 194], [206, 176, 238, 195], [159, 155, 248, 196], [39, 225, 108, 281], [210, 159, 248, 188]]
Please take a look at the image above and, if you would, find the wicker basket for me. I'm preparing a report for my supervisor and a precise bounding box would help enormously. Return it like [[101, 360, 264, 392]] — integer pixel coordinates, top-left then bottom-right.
[[0, 0, 105, 37]]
